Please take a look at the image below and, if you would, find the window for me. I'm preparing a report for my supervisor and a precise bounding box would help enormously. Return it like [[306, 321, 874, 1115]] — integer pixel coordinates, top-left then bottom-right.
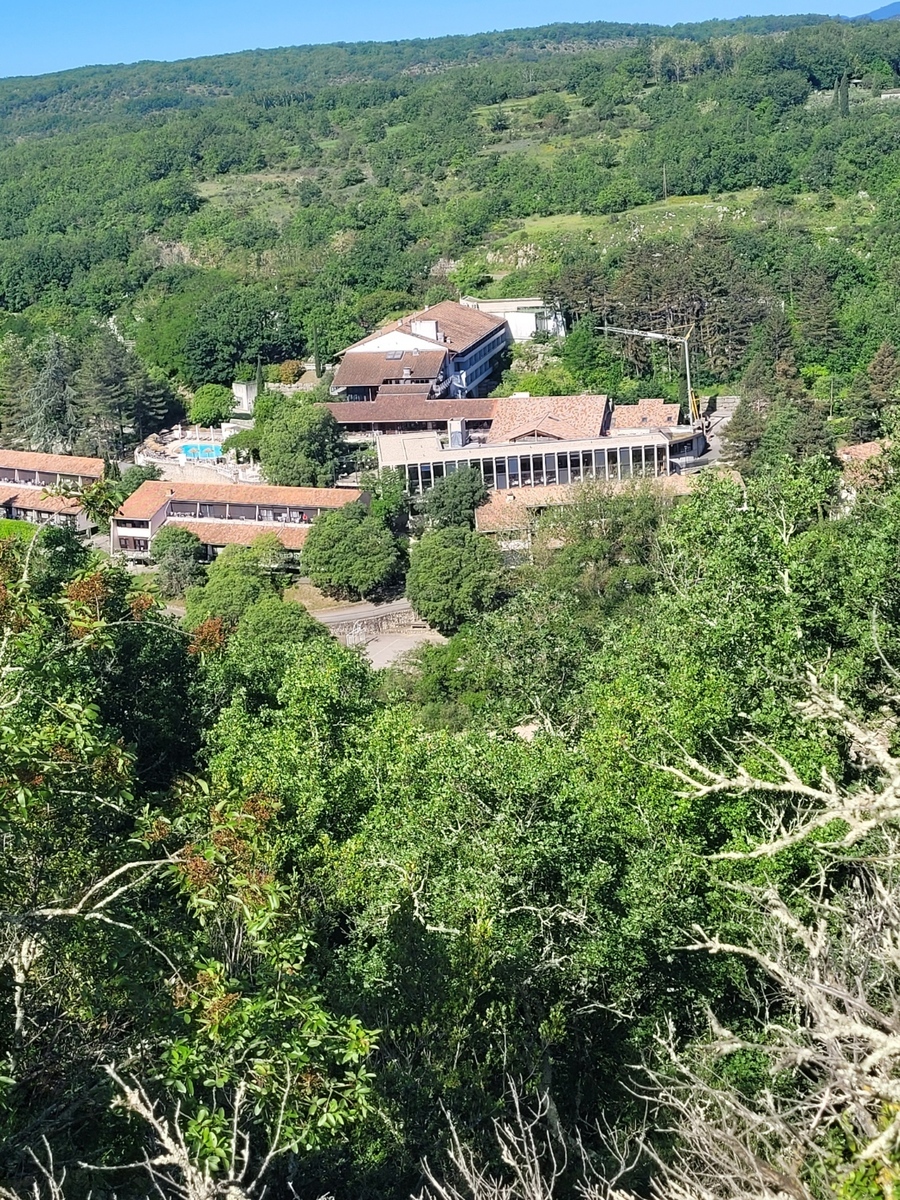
[[495, 458, 507, 489], [643, 446, 656, 476], [619, 448, 631, 479], [582, 450, 593, 478], [607, 449, 618, 479], [119, 538, 131, 550], [408, 465, 420, 493], [570, 452, 582, 483], [632, 446, 643, 475], [482, 458, 495, 487], [507, 456, 520, 487], [432, 462, 445, 481], [532, 454, 544, 486], [521, 455, 532, 487], [557, 452, 569, 484], [420, 463, 432, 490], [544, 453, 557, 485], [135, 540, 148, 552], [657, 445, 668, 474], [594, 449, 606, 478]]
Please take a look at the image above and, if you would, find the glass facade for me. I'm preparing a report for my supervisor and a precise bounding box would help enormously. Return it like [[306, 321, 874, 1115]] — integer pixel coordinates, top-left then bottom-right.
[[402, 439, 691, 494]]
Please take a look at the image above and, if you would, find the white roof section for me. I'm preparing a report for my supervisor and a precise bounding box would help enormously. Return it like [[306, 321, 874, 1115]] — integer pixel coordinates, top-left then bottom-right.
[[345, 330, 435, 354], [377, 427, 694, 469]]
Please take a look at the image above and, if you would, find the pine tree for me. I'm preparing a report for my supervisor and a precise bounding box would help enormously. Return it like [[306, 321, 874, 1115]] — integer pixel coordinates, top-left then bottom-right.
[[21, 334, 80, 454], [129, 365, 175, 443], [0, 333, 34, 446], [796, 275, 842, 359], [867, 340, 900, 399], [846, 370, 881, 443], [76, 332, 130, 459], [741, 351, 774, 416], [721, 398, 765, 471], [773, 348, 805, 404]]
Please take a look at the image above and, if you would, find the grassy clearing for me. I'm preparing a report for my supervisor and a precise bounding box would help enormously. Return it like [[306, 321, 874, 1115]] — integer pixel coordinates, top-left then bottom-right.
[[286, 582, 345, 612], [498, 188, 876, 250]]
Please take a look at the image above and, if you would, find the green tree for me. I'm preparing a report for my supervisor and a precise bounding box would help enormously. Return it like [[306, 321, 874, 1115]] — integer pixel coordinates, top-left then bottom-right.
[[867, 340, 900, 400], [720, 398, 765, 471], [120, 463, 162, 498], [406, 526, 506, 634], [303, 504, 404, 600], [76, 330, 131, 458], [151, 524, 205, 597], [188, 382, 235, 426], [423, 466, 488, 530], [259, 403, 347, 488], [20, 333, 80, 453], [200, 593, 326, 712], [184, 535, 285, 627], [0, 332, 34, 445]]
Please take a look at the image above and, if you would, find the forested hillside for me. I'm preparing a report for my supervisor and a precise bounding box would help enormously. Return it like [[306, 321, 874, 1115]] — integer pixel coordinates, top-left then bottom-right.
[[8, 14, 900, 1200], [4, 15, 900, 452]]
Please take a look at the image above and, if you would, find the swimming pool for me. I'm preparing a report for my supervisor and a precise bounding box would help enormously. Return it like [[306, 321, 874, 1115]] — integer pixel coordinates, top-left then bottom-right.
[[181, 443, 223, 459]]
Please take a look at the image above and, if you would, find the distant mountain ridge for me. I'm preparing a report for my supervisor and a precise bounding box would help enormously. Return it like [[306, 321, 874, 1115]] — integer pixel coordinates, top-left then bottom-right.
[[852, 1, 900, 18]]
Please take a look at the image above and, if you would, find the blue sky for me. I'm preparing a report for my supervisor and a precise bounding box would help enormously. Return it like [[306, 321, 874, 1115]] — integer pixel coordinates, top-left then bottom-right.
[[1, 0, 875, 80]]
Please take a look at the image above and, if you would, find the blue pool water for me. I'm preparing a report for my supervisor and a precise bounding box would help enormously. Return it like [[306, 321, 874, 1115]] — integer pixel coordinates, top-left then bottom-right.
[[181, 443, 222, 459]]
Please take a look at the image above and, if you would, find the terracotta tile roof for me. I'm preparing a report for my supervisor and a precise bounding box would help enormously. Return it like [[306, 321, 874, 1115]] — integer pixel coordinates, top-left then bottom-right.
[[118, 480, 363, 521], [487, 395, 609, 444], [166, 520, 311, 550], [0, 485, 82, 515], [0, 449, 104, 478], [609, 398, 682, 430], [475, 485, 577, 532], [332, 349, 448, 390], [475, 475, 695, 534], [354, 301, 507, 355], [325, 397, 496, 425]]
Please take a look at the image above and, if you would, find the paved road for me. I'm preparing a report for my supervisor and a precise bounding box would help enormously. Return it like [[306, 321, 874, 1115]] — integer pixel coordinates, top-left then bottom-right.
[[312, 597, 413, 627]]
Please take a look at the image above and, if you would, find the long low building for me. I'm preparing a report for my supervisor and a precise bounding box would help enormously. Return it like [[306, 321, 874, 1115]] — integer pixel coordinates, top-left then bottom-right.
[[0, 485, 92, 536], [325, 394, 496, 436], [0, 450, 104, 488], [375, 395, 703, 492], [111, 480, 365, 561]]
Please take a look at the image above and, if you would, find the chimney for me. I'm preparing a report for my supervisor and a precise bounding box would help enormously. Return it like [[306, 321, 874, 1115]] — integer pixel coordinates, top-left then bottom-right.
[[410, 318, 440, 342]]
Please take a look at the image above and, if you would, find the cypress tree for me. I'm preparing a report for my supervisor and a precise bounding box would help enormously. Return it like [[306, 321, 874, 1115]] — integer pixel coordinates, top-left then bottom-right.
[[839, 71, 850, 119]]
